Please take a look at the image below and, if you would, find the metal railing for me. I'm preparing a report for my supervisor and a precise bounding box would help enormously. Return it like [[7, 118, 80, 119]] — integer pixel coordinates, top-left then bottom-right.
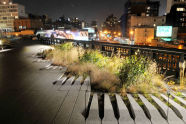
[[39, 37, 186, 78]]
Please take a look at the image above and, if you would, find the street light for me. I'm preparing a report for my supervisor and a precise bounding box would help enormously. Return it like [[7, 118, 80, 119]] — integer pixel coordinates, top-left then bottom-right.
[[104, 30, 108, 34], [130, 30, 134, 41], [130, 31, 134, 35]]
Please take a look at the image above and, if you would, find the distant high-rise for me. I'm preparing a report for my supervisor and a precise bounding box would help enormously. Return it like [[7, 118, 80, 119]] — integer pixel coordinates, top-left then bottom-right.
[[0, 0, 12, 4], [0, 0, 27, 32], [121, 0, 160, 37], [166, 0, 173, 14], [126, 0, 159, 16], [166, 0, 186, 14], [166, 1, 186, 33]]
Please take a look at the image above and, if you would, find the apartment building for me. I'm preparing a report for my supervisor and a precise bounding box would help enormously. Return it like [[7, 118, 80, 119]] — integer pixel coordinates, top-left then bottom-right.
[[0, 0, 27, 32]]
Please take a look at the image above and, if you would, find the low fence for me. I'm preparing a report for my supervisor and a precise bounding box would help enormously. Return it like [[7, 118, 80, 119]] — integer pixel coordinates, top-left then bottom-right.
[[40, 37, 186, 78]]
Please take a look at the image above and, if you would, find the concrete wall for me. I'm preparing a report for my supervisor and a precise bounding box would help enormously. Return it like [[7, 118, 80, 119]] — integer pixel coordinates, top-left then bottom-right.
[[130, 15, 166, 27], [134, 27, 154, 45], [14, 19, 43, 31]]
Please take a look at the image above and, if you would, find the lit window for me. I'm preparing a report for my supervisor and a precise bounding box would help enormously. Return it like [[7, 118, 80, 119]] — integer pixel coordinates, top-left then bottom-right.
[[177, 8, 185, 11]]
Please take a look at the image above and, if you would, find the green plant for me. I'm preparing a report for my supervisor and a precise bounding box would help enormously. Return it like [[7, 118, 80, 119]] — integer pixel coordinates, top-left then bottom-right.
[[80, 50, 109, 68], [119, 55, 150, 86], [175, 92, 184, 97], [55, 42, 74, 50]]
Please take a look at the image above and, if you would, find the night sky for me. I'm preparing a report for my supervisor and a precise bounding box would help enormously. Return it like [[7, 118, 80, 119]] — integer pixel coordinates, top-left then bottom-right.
[[14, 0, 166, 24]]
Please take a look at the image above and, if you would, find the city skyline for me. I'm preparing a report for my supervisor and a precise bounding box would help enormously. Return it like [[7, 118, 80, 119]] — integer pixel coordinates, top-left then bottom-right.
[[14, 0, 166, 24]]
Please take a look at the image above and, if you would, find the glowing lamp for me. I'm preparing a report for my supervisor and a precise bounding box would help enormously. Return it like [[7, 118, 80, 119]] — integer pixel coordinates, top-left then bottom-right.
[[130, 31, 134, 35], [104, 31, 108, 34], [178, 45, 183, 50]]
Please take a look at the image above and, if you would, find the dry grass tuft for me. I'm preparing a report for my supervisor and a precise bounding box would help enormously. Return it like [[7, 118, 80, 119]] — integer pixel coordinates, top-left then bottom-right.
[[68, 63, 120, 92], [51, 48, 82, 66]]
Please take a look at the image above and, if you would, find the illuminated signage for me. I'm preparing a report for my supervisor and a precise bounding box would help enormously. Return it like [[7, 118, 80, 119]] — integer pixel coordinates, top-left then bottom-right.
[[43, 30, 89, 41], [156, 26, 172, 37], [83, 28, 95, 33]]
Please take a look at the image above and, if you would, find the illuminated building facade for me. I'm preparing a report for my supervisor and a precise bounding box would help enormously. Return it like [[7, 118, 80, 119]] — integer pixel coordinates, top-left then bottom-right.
[[121, 0, 160, 37], [14, 18, 43, 31], [0, 0, 27, 32], [166, 0, 186, 33], [166, 0, 186, 14]]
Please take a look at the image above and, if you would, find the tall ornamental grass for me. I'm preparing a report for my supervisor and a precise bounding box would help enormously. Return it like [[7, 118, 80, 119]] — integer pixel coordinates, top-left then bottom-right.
[[40, 42, 167, 94]]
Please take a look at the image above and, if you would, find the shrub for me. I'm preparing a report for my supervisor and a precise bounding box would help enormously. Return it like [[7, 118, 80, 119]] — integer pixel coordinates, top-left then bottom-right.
[[55, 42, 74, 50], [119, 55, 150, 86], [80, 50, 123, 75], [80, 50, 109, 68], [120, 55, 166, 94]]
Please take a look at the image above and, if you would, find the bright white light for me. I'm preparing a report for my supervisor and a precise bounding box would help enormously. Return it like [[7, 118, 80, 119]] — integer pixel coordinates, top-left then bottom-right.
[[66, 30, 71, 34], [177, 8, 185, 11], [0, 40, 2, 45], [156, 26, 172, 37]]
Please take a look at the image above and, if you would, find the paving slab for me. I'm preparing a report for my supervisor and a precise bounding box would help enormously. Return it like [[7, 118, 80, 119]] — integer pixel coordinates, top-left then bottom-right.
[[54, 76, 67, 90], [52, 66, 58, 70], [11, 91, 50, 124], [71, 76, 83, 90], [59, 76, 75, 91], [171, 93, 186, 106], [161, 94, 186, 122], [53, 90, 80, 124], [55, 77, 67, 85], [102, 94, 118, 124], [69, 91, 90, 124], [86, 94, 101, 124], [127, 94, 151, 124], [150, 95, 185, 124], [81, 77, 90, 91], [138, 94, 168, 124], [115, 94, 134, 124], [35, 91, 69, 124], [53, 77, 82, 124], [182, 93, 186, 97]]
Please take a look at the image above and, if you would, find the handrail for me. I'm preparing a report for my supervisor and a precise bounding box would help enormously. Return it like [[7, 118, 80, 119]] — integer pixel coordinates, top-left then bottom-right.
[[40, 37, 186, 78]]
